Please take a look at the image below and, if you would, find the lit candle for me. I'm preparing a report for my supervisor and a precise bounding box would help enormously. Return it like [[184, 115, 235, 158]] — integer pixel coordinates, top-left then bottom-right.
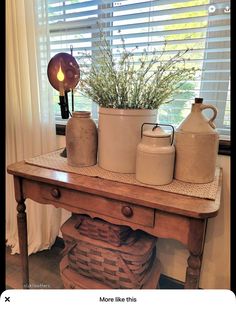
[[57, 65, 65, 96]]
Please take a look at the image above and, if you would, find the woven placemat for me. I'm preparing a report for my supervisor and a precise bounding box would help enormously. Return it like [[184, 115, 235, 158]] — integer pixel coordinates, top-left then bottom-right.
[[25, 149, 220, 200]]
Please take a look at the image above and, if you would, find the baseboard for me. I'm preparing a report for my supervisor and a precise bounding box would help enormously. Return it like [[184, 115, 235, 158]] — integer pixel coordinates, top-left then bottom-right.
[[159, 274, 184, 289]]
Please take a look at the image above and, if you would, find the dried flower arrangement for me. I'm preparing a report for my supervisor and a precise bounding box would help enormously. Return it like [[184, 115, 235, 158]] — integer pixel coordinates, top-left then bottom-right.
[[80, 33, 197, 110]]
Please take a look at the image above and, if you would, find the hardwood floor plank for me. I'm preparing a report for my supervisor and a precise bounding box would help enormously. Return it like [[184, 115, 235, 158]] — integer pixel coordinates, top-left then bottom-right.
[[6, 245, 64, 289]]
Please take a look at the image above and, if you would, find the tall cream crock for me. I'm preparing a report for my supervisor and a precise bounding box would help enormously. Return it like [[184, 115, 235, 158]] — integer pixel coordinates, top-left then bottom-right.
[[174, 98, 219, 183], [98, 108, 157, 173]]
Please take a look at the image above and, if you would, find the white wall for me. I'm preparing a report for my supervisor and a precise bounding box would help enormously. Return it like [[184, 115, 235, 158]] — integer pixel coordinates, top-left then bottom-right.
[[157, 155, 230, 288], [56, 135, 230, 288]]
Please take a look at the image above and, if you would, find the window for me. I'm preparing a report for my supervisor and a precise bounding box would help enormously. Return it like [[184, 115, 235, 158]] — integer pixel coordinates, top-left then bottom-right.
[[47, 0, 230, 139]]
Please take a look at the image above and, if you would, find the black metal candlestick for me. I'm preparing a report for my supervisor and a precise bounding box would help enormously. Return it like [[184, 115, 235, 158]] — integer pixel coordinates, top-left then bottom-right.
[[59, 92, 70, 119]]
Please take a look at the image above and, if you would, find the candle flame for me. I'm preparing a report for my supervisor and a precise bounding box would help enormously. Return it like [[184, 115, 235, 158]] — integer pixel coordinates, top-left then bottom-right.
[[57, 65, 64, 82]]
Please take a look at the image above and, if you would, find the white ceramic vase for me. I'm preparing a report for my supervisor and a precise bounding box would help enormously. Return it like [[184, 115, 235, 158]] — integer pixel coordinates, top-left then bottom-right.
[[98, 108, 157, 173]]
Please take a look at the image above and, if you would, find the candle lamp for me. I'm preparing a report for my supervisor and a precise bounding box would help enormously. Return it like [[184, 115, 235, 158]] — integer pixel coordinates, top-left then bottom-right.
[[47, 52, 80, 156], [47, 52, 80, 119]]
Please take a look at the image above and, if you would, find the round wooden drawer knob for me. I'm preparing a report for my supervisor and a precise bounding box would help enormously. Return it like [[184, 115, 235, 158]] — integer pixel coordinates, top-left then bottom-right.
[[51, 188, 61, 199], [121, 206, 133, 218]]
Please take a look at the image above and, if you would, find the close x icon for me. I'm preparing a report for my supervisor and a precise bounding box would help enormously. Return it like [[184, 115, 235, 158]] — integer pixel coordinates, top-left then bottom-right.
[[5, 296, 10, 302]]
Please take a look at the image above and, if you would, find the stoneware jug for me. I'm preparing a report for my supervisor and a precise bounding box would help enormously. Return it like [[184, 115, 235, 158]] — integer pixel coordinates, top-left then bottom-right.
[[136, 123, 175, 185], [66, 111, 98, 167], [174, 98, 219, 183]]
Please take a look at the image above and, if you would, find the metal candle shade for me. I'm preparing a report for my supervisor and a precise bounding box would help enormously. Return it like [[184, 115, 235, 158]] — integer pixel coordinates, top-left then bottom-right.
[[47, 52, 80, 93], [47, 52, 80, 119]]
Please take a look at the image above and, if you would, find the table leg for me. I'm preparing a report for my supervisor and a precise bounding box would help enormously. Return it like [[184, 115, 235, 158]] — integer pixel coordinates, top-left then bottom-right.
[[185, 218, 207, 289], [17, 200, 29, 288], [14, 176, 29, 289]]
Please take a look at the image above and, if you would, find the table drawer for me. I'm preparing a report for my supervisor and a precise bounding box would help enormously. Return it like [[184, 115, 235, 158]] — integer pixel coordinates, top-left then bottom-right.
[[41, 183, 154, 227]]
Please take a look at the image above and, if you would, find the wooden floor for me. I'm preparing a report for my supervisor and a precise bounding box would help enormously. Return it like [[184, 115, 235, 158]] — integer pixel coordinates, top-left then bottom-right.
[[6, 242, 183, 289], [6, 244, 64, 289]]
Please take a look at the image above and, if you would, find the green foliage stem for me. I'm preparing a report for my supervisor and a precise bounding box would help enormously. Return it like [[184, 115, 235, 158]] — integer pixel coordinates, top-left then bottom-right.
[[80, 32, 197, 110]]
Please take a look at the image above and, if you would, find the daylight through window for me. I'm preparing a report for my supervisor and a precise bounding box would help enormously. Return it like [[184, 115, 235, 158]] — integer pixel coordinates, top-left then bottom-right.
[[46, 0, 230, 139]]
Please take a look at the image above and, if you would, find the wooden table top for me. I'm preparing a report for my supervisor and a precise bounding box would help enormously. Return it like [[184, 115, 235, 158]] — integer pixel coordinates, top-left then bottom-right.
[[7, 161, 222, 219]]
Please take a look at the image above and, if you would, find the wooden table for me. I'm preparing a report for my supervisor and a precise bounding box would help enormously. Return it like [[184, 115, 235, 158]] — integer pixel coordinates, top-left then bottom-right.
[[7, 161, 222, 289]]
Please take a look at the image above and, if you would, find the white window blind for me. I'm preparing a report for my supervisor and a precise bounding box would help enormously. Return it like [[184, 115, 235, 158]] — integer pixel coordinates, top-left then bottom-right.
[[47, 0, 230, 138]]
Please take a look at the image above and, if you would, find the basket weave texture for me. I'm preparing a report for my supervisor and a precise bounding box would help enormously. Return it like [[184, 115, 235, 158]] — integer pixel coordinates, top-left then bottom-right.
[[60, 255, 161, 289], [72, 214, 132, 246], [61, 216, 157, 289]]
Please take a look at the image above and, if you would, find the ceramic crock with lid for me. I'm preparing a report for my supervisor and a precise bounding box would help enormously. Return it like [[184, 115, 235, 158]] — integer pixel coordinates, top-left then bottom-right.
[[174, 98, 219, 183], [135, 123, 175, 185]]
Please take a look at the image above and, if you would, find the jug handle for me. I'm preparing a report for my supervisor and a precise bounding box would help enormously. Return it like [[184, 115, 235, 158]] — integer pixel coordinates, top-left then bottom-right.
[[200, 104, 218, 129], [141, 123, 175, 145]]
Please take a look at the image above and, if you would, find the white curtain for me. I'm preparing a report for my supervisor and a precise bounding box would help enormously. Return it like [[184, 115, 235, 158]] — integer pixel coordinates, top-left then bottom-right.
[[6, 0, 62, 254]]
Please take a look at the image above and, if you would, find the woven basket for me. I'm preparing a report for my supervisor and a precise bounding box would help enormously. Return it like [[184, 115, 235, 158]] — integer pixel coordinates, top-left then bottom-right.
[[61, 216, 157, 289], [72, 214, 132, 247], [60, 255, 161, 289]]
